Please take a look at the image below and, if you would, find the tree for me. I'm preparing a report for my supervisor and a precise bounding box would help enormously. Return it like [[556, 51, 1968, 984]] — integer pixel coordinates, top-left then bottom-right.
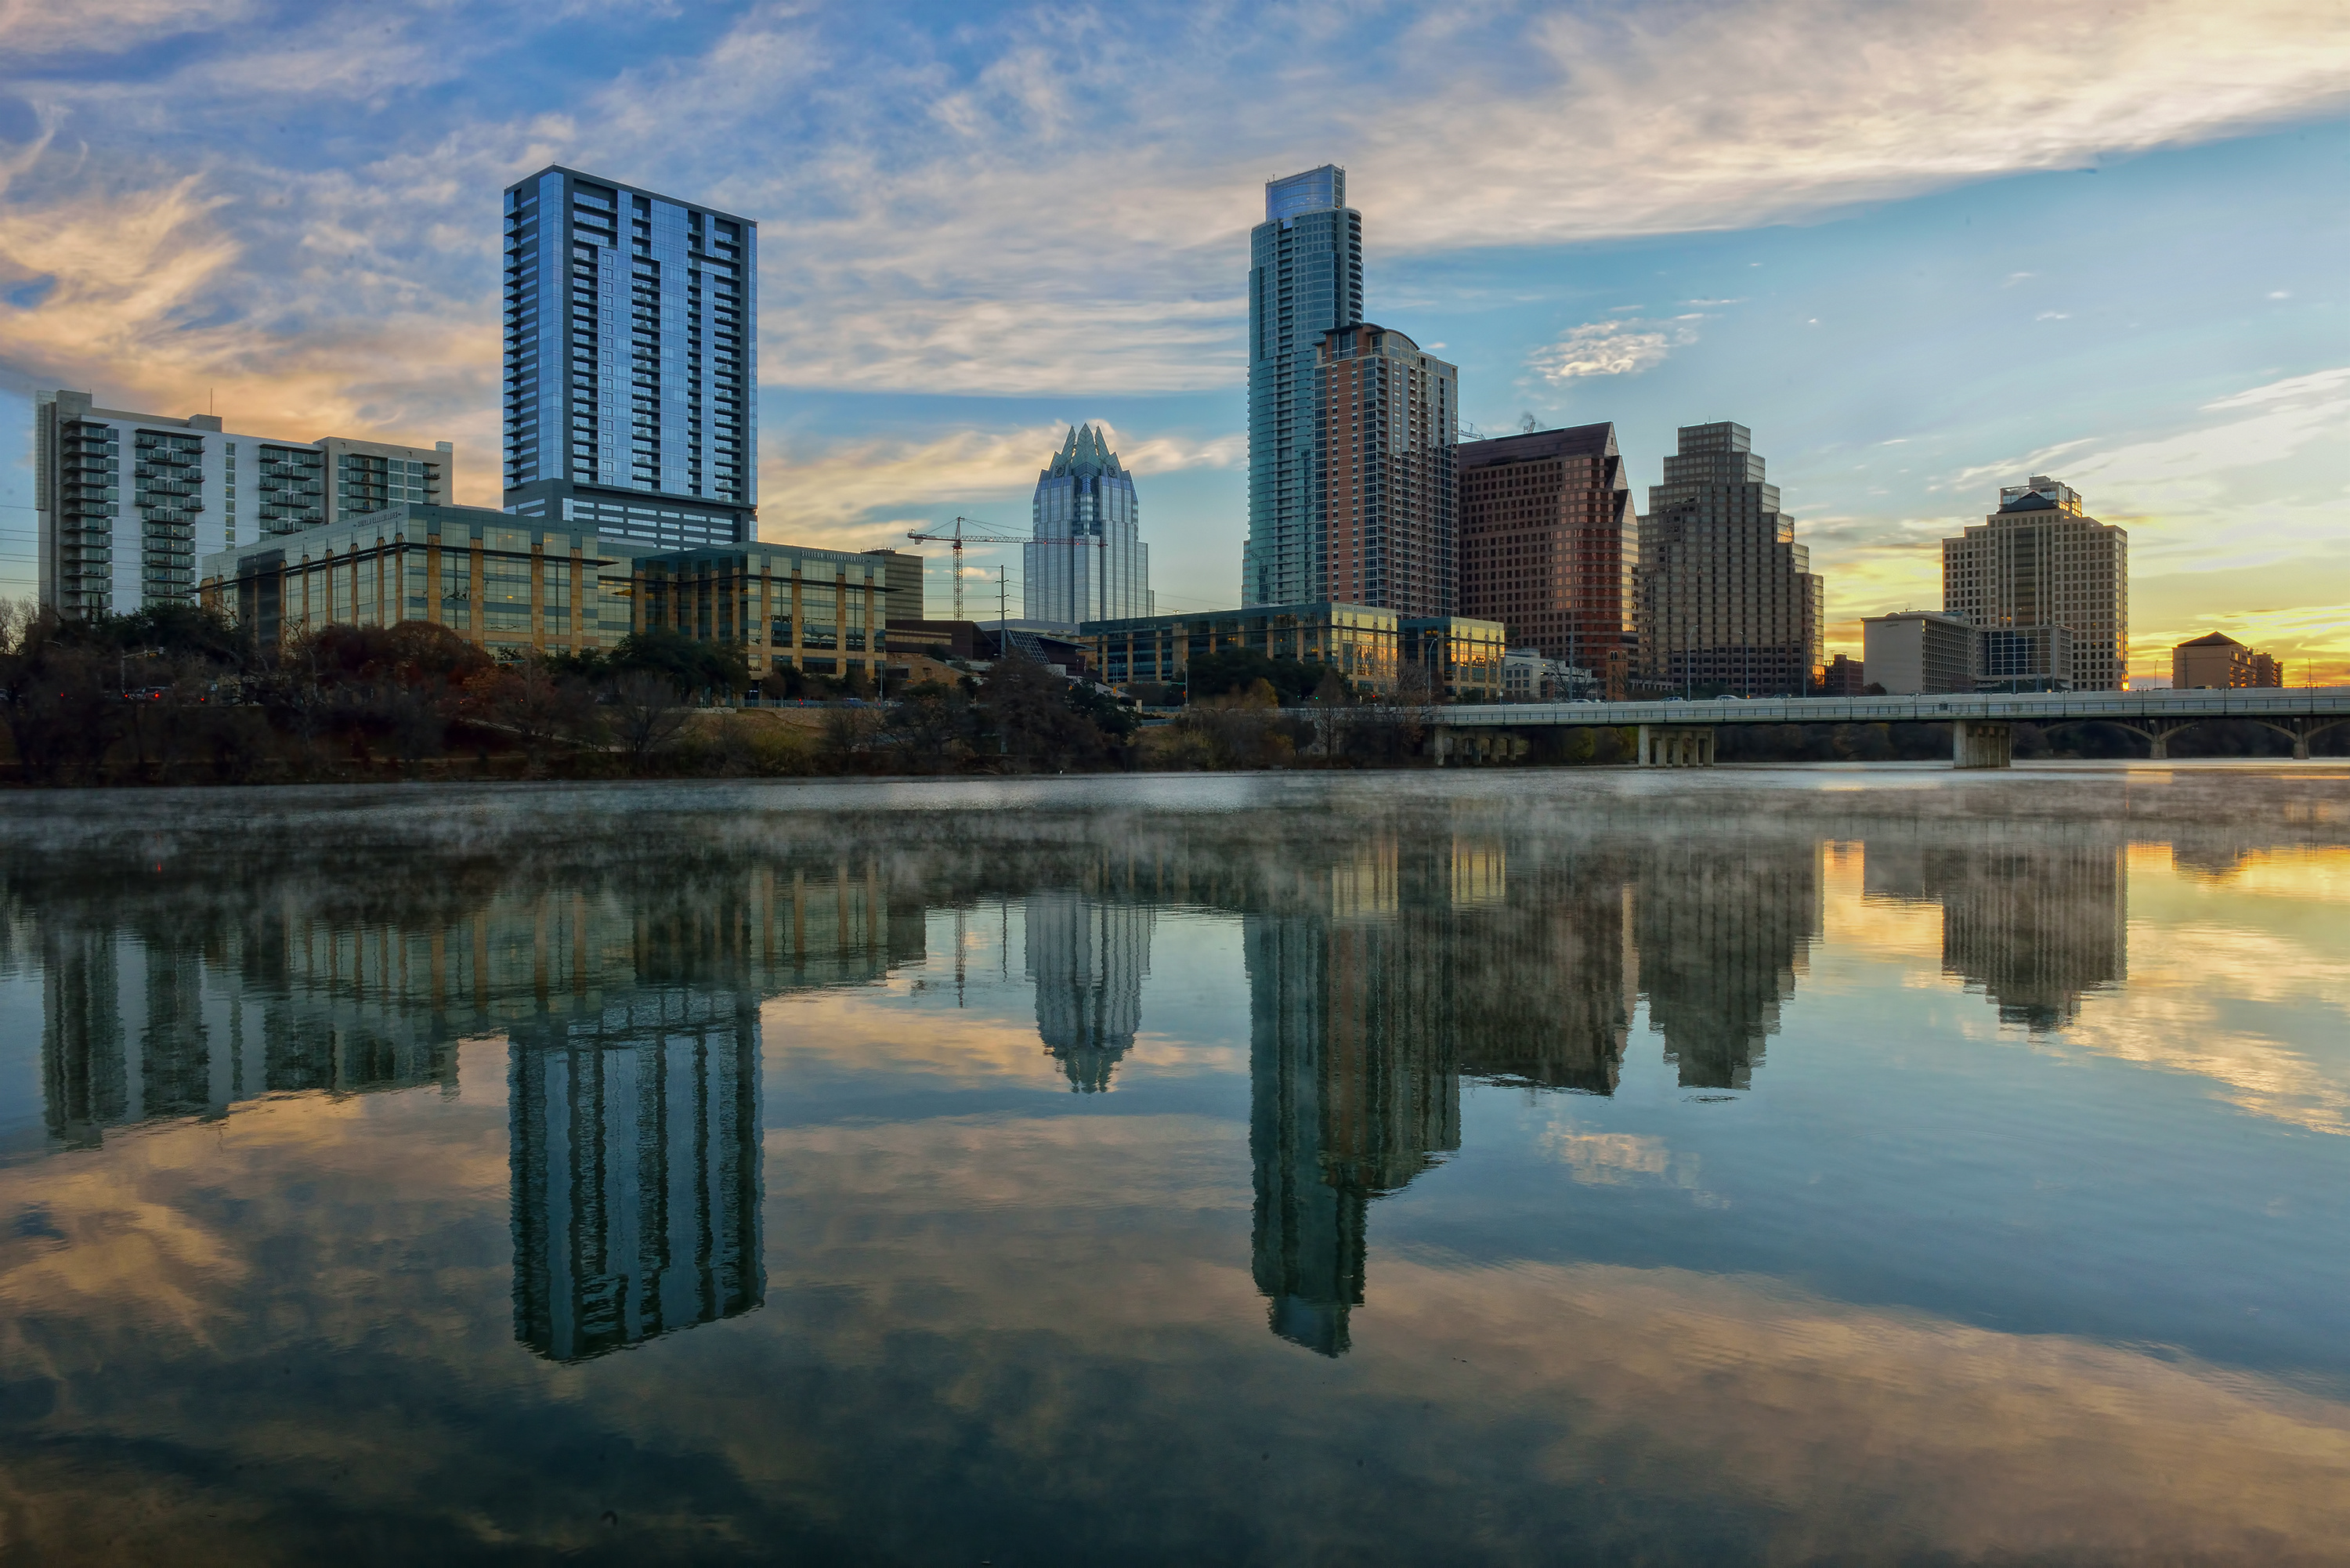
[[470, 660, 587, 773], [0, 604, 124, 783], [1354, 666, 1435, 764], [1184, 648, 1332, 705], [978, 651, 1108, 768], [610, 672, 689, 771], [608, 628, 747, 700], [884, 680, 975, 771]]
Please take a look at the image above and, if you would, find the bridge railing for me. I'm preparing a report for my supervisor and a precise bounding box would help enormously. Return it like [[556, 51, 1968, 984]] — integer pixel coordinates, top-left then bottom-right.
[[1390, 688, 2350, 728]]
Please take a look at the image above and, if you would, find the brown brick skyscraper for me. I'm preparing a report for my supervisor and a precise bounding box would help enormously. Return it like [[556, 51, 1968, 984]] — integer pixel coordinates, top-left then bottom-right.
[[1457, 423, 1635, 688]]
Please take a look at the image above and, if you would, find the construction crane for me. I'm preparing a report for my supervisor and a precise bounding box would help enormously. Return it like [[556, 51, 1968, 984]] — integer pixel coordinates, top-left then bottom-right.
[[906, 516, 1025, 620]]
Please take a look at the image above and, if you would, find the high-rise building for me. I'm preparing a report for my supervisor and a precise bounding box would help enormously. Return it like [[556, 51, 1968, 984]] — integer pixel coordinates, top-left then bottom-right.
[[1025, 424, 1151, 630], [1318, 323, 1456, 615], [1245, 165, 1362, 607], [1456, 422, 1635, 679], [32, 391, 452, 619], [501, 166, 757, 547], [1635, 422, 1824, 696], [1942, 476, 2127, 692]]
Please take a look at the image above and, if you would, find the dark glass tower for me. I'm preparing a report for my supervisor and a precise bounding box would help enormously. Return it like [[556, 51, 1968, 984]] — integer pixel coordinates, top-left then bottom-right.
[[1244, 165, 1362, 606], [501, 166, 757, 547]]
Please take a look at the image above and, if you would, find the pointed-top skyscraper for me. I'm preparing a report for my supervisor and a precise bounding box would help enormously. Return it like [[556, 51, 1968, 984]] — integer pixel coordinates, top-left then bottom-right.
[[1028, 422, 1150, 630], [1244, 165, 1362, 607]]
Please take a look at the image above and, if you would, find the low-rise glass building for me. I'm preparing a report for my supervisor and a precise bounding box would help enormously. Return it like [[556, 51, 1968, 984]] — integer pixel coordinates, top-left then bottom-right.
[[1083, 602, 1400, 694], [199, 502, 888, 687], [1079, 600, 1503, 700], [1400, 616, 1505, 703]]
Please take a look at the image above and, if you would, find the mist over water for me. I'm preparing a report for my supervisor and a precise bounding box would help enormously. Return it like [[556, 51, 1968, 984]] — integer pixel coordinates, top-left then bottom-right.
[[1, 765, 2347, 1563]]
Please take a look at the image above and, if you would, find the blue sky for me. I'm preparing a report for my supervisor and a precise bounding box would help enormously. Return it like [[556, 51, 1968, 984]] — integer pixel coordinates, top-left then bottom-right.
[[2, 0, 2345, 677]]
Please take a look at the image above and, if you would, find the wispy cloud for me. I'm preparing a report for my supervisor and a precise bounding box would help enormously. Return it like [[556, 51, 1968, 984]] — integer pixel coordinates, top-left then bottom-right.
[[5, 0, 2347, 416], [1531, 316, 1702, 381]]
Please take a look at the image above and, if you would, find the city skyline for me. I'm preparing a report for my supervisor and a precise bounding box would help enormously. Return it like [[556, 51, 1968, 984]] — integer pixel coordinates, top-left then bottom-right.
[[0, 2, 2343, 679]]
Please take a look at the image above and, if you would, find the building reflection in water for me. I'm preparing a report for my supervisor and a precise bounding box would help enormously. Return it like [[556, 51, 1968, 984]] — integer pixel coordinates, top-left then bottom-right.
[[1024, 891, 1154, 1092], [510, 992, 763, 1362], [17, 849, 923, 1363], [1635, 840, 1822, 1090], [12, 805, 2140, 1367], [1864, 831, 2128, 1031]]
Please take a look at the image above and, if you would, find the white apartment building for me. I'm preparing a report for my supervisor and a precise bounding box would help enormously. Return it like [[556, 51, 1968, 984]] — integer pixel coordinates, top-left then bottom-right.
[[34, 389, 454, 618]]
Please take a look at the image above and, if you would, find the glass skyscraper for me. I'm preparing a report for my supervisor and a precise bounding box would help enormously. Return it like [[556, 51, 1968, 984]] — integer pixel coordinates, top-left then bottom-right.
[[1243, 165, 1362, 606], [1027, 423, 1151, 630], [501, 166, 757, 547]]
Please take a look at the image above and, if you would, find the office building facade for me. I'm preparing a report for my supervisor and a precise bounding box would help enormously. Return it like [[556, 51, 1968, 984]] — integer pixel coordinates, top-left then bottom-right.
[[201, 503, 891, 688], [1245, 165, 1363, 607], [1398, 616, 1505, 702], [863, 548, 927, 626], [1942, 476, 2127, 691], [1025, 424, 1151, 630], [1860, 610, 1973, 695], [1635, 422, 1824, 696], [1976, 623, 2074, 691], [1457, 421, 1635, 677], [33, 390, 451, 618], [1084, 602, 1401, 694], [1318, 323, 1457, 616], [502, 166, 757, 547]]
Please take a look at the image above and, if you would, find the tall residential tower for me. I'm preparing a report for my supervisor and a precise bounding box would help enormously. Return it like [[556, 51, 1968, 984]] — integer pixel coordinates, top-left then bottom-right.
[[502, 167, 757, 547], [1318, 323, 1457, 615], [1244, 165, 1362, 606], [1027, 424, 1152, 630]]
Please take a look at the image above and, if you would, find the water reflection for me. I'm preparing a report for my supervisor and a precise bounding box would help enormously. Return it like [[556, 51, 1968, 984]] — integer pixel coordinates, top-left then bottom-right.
[[1864, 829, 2128, 1030], [2, 776, 2348, 1563], [0, 806, 2158, 1362], [1025, 892, 1153, 1093], [8, 844, 927, 1364], [510, 995, 763, 1362]]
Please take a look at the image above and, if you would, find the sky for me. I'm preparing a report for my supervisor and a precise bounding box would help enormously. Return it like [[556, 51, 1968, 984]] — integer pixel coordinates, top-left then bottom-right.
[[0, 0, 2345, 681]]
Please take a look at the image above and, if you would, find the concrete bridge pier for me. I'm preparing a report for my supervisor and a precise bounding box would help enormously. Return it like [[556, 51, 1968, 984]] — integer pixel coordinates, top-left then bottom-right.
[[1637, 725, 1716, 768], [1954, 720, 2012, 770]]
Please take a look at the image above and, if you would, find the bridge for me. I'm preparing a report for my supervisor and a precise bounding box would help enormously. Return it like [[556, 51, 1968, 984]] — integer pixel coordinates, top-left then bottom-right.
[[1410, 688, 2350, 768]]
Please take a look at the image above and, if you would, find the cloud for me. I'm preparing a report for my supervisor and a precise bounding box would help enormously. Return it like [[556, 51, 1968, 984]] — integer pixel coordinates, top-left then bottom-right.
[[5, 0, 2346, 414], [2036, 310, 2071, 320], [1530, 317, 1698, 381]]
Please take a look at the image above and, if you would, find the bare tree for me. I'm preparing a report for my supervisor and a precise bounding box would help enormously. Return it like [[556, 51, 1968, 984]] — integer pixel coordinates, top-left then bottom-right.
[[1357, 666, 1436, 765], [611, 672, 689, 772]]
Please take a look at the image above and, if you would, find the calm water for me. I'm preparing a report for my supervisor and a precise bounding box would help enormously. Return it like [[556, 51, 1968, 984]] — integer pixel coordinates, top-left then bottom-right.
[[2, 766, 2348, 1564]]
